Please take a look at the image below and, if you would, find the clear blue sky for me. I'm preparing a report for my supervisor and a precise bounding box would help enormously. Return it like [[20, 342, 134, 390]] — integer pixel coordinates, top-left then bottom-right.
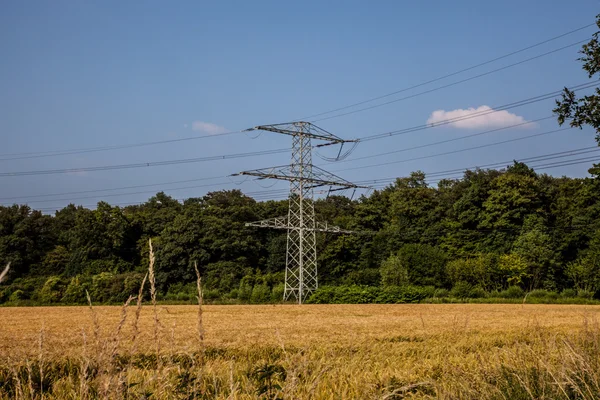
[[1, 1, 599, 211]]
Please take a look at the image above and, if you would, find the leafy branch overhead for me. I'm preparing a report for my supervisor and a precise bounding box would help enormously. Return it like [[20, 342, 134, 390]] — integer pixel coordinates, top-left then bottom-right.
[[554, 14, 600, 176]]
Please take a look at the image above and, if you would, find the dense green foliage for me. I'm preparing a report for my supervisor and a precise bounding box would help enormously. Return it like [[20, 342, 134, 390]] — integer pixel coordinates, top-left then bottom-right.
[[1, 163, 599, 305]]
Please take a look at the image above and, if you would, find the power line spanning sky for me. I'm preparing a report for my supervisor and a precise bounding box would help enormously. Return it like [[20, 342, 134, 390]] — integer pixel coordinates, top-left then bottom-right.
[[1, 1, 599, 211]]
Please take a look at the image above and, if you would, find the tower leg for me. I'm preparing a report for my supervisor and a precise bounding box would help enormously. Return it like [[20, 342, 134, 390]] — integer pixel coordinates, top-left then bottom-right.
[[283, 125, 318, 304]]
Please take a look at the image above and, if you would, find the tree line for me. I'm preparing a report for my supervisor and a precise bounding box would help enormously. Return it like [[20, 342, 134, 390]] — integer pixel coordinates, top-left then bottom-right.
[[0, 161, 599, 305]]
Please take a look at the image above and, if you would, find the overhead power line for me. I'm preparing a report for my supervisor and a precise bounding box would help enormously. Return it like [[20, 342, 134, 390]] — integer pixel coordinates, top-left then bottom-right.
[[311, 39, 590, 122], [333, 127, 574, 173], [0, 130, 244, 162], [0, 175, 226, 201], [7, 146, 598, 208], [298, 22, 595, 121], [327, 116, 554, 166], [0, 147, 289, 178], [357, 81, 598, 142], [358, 146, 600, 187]]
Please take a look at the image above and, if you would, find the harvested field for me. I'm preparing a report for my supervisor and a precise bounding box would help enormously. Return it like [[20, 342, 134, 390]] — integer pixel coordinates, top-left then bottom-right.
[[1, 304, 600, 399]]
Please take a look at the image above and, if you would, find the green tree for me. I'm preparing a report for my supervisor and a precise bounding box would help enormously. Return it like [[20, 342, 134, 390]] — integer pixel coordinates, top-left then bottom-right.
[[498, 254, 529, 288], [554, 14, 600, 177], [380, 254, 409, 287], [394, 243, 448, 287]]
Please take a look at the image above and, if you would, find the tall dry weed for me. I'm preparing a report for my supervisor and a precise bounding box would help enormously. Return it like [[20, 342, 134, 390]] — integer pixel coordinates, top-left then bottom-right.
[[0, 262, 10, 284]]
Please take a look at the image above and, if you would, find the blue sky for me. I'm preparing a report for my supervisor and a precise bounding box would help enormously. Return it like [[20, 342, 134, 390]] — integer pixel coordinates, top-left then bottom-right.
[[1, 1, 599, 211]]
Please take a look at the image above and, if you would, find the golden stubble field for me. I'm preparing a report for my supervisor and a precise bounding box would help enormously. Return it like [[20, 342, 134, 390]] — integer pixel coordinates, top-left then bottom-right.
[[1, 303, 600, 399]]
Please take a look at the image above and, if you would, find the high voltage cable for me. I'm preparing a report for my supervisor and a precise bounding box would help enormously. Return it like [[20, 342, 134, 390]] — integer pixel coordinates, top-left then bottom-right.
[[1, 181, 237, 205], [328, 116, 554, 165], [4, 136, 596, 203], [0, 130, 244, 161], [8, 147, 599, 207], [333, 127, 574, 173], [3, 83, 591, 179], [0, 147, 289, 177], [311, 39, 590, 122], [0, 175, 226, 201], [357, 81, 598, 142], [297, 23, 595, 121], [355, 146, 600, 187]]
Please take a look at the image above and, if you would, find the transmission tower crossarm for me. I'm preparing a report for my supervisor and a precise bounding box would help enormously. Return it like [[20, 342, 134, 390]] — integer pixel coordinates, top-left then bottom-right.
[[245, 216, 368, 235], [246, 122, 354, 144], [232, 165, 371, 190]]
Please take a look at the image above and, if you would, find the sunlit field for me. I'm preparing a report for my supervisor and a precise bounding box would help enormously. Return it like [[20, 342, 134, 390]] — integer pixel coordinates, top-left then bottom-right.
[[2, 303, 600, 399]]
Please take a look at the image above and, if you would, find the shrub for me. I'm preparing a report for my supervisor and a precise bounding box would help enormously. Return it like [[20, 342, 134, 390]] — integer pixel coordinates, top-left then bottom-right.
[[561, 288, 577, 298], [271, 284, 284, 302], [434, 288, 450, 298], [238, 277, 254, 302], [545, 291, 559, 300], [450, 282, 472, 299], [9, 290, 25, 302], [396, 244, 448, 287], [250, 284, 271, 304], [577, 289, 594, 300], [528, 289, 549, 299], [376, 286, 430, 304], [498, 286, 525, 299], [380, 255, 409, 287], [469, 286, 488, 299], [336, 286, 379, 304], [421, 286, 436, 298], [307, 286, 337, 304], [61, 276, 88, 304], [203, 289, 221, 302], [37, 276, 66, 304]]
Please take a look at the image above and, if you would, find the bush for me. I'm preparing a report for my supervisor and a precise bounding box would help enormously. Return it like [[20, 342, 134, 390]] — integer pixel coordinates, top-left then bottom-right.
[[9, 290, 25, 302], [577, 289, 594, 300], [434, 288, 450, 298], [545, 291, 559, 300], [307, 286, 337, 304], [61, 276, 88, 304], [307, 285, 434, 304], [336, 286, 379, 304], [498, 286, 525, 299], [528, 289, 550, 299], [376, 286, 430, 304], [203, 289, 221, 302], [307, 285, 381, 304], [380, 255, 409, 287], [396, 244, 448, 287], [271, 284, 284, 302], [37, 276, 66, 304], [469, 286, 488, 299], [238, 277, 254, 302], [450, 282, 472, 299], [250, 284, 271, 304], [561, 288, 577, 298]]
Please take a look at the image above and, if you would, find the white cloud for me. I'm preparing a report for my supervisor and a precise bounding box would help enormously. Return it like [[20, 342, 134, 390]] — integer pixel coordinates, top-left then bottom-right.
[[191, 121, 227, 135], [426, 106, 535, 129]]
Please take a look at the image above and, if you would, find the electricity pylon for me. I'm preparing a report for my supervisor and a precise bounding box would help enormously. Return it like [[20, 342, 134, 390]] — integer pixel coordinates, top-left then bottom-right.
[[233, 122, 368, 304]]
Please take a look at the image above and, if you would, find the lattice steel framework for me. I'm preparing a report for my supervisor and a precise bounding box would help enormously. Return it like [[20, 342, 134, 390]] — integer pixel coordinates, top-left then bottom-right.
[[234, 122, 368, 303]]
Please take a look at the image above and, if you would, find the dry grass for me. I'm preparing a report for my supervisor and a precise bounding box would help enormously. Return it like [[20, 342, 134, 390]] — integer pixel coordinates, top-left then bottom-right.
[[1, 303, 600, 399], [2, 245, 600, 398], [0, 263, 9, 284]]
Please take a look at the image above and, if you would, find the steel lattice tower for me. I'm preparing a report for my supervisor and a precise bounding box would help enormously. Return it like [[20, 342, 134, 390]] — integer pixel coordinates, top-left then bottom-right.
[[234, 122, 367, 303]]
